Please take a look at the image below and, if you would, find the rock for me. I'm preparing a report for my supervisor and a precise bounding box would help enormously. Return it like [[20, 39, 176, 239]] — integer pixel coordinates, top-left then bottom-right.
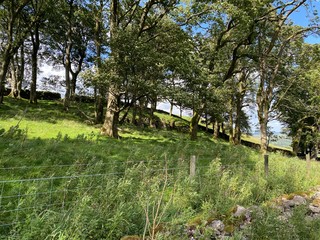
[[210, 220, 225, 233], [292, 195, 307, 205], [233, 205, 248, 217], [270, 203, 285, 212], [309, 205, 320, 213], [311, 198, 320, 207], [312, 213, 320, 219], [282, 199, 295, 209]]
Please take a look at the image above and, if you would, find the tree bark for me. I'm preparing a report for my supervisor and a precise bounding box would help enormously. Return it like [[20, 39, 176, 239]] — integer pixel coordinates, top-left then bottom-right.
[[0, 50, 12, 104], [94, 87, 105, 124], [170, 101, 173, 116], [292, 128, 302, 155], [9, 59, 18, 98], [30, 24, 40, 104], [234, 98, 242, 145], [101, 0, 120, 137], [64, 41, 72, 110], [70, 50, 85, 99], [257, 57, 271, 154], [101, 86, 120, 138], [229, 105, 234, 143], [190, 111, 201, 141], [213, 120, 219, 139], [132, 101, 137, 124], [63, 0, 74, 111], [93, 2, 104, 124], [138, 97, 145, 127], [234, 72, 246, 145], [17, 44, 24, 98], [149, 95, 157, 127]]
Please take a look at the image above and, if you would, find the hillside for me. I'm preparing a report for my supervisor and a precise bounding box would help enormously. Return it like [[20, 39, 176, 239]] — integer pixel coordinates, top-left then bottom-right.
[[1, 98, 320, 239]]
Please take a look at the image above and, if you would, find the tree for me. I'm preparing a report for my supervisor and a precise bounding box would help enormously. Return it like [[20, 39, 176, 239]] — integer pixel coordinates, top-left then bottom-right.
[[101, 0, 179, 138], [8, 44, 24, 98], [253, 0, 314, 154], [88, 0, 108, 124], [28, 0, 49, 103], [44, 0, 93, 110], [0, 0, 35, 103], [178, 0, 263, 140], [278, 43, 320, 156]]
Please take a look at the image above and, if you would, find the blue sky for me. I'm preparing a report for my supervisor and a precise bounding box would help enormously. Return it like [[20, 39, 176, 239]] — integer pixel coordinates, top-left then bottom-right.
[[266, 2, 320, 133], [290, 1, 320, 44]]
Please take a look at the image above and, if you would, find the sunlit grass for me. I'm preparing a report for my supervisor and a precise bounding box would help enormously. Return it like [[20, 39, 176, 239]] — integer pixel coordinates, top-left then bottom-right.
[[1, 96, 320, 239]]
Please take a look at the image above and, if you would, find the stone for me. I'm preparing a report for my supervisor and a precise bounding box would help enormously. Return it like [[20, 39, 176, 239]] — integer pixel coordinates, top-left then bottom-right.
[[233, 205, 248, 217], [210, 220, 225, 235], [282, 199, 295, 209], [291, 195, 307, 205], [309, 205, 320, 213]]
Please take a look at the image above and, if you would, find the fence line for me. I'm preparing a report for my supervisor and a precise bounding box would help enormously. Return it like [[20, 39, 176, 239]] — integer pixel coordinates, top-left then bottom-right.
[[1, 155, 316, 232], [0, 158, 181, 171]]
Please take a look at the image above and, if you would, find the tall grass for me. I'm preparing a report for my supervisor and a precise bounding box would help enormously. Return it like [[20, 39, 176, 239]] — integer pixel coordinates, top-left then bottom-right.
[[1, 97, 320, 239]]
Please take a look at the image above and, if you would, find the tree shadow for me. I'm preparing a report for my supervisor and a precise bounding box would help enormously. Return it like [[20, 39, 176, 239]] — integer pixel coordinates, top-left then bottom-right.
[[0, 97, 94, 124]]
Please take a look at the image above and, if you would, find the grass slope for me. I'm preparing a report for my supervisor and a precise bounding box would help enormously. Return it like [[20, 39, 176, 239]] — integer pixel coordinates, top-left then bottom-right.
[[0, 97, 320, 239]]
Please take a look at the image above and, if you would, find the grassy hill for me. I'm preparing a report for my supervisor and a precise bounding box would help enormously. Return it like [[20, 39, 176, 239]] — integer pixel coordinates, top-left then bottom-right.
[[1, 97, 320, 239]]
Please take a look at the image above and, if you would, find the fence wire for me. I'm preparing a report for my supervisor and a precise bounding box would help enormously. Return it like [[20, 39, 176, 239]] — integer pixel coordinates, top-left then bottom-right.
[[0, 159, 194, 230], [1, 156, 314, 233]]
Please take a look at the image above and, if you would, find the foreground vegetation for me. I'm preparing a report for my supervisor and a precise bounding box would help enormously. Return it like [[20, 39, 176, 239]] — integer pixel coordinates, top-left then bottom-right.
[[1, 98, 320, 239]]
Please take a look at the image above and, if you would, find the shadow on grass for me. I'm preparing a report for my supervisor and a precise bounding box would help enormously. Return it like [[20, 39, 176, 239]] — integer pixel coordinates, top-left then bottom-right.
[[0, 97, 94, 124]]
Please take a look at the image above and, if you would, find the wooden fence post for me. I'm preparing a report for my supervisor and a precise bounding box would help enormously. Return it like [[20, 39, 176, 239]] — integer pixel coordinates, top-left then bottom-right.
[[264, 154, 269, 177], [306, 152, 311, 177], [190, 155, 196, 178]]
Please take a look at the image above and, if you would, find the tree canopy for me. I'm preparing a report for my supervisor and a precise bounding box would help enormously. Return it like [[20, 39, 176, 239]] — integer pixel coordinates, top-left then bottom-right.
[[0, 0, 319, 154]]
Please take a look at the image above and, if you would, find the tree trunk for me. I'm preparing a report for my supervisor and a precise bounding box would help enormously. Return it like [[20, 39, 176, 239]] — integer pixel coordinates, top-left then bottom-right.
[[138, 97, 145, 127], [64, 41, 72, 110], [70, 51, 85, 99], [149, 95, 157, 127], [234, 72, 246, 145], [213, 120, 219, 139], [259, 117, 268, 154], [101, 0, 121, 137], [63, 0, 74, 111], [132, 101, 137, 124], [170, 101, 173, 116], [257, 57, 270, 154], [30, 25, 40, 104], [234, 96, 243, 145], [70, 71, 79, 99], [101, 85, 120, 138], [292, 128, 302, 155], [205, 111, 208, 132], [93, 0, 105, 124], [9, 60, 18, 98], [17, 44, 24, 99], [229, 107, 234, 143], [0, 51, 12, 104], [190, 111, 201, 141], [234, 100, 242, 145], [94, 86, 104, 124]]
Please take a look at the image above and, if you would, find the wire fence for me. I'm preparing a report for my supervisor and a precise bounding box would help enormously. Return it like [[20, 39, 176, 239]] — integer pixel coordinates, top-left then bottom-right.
[[0, 155, 317, 234]]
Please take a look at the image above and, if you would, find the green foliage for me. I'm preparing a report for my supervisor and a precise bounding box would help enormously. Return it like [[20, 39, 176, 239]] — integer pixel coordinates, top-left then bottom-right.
[[1, 98, 320, 239], [243, 206, 320, 240]]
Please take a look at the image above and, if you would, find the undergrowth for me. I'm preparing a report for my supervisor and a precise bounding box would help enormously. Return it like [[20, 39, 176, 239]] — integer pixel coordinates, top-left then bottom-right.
[[1, 98, 320, 239]]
